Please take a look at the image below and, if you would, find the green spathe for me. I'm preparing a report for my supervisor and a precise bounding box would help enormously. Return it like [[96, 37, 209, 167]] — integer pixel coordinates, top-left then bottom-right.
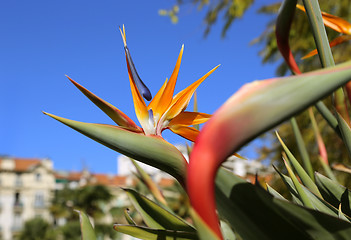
[[43, 112, 187, 186]]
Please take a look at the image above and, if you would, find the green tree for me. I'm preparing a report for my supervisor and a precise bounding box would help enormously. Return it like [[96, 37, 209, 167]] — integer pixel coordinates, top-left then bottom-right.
[[163, 0, 351, 186], [17, 218, 57, 240], [51, 184, 113, 221], [50, 184, 115, 239]]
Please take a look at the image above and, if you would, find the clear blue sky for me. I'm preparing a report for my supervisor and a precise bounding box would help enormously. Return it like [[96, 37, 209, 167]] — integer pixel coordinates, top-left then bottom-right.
[[1, 1, 280, 174]]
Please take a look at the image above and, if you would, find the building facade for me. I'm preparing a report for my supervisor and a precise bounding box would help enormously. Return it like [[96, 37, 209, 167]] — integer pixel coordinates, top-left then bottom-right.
[[0, 157, 55, 240]]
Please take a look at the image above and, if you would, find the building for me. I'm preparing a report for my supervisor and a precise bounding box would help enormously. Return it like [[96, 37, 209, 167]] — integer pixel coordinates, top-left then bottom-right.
[[222, 156, 274, 183], [0, 150, 274, 240], [0, 157, 136, 240], [0, 157, 55, 240]]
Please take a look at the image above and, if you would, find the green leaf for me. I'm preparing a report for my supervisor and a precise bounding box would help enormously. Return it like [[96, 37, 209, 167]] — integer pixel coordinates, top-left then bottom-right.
[[319, 156, 338, 182], [275, 166, 339, 216], [283, 158, 314, 208], [114, 225, 198, 240], [266, 183, 287, 201], [130, 158, 168, 207], [301, 0, 334, 67], [339, 204, 350, 222], [124, 188, 195, 232], [43, 112, 187, 186], [76, 210, 96, 240], [336, 112, 351, 159], [274, 166, 303, 205], [315, 172, 351, 217], [276, 0, 341, 136], [124, 208, 136, 225], [276, 132, 321, 197], [215, 170, 351, 239], [290, 117, 314, 181], [220, 221, 236, 240]]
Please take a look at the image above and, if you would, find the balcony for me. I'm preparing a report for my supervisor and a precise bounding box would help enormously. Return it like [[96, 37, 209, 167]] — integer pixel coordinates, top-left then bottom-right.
[[33, 201, 46, 209], [13, 201, 23, 212], [11, 224, 22, 233]]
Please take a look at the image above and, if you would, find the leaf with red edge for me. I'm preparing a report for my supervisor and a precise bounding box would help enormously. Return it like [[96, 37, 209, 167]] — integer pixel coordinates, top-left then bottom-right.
[[275, 0, 301, 74], [187, 61, 351, 239], [43, 112, 187, 186]]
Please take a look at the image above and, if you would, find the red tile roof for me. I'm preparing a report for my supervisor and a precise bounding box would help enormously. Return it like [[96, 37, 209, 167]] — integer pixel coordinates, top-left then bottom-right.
[[54, 171, 83, 181], [0, 157, 42, 172], [54, 171, 129, 187], [92, 174, 127, 186]]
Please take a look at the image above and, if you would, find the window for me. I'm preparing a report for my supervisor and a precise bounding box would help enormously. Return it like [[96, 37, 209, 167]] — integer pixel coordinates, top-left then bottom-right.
[[35, 173, 41, 182], [15, 173, 22, 187], [34, 192, 44, 208]]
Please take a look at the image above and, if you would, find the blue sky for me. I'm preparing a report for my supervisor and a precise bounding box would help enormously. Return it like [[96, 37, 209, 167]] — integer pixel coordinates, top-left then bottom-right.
[[1, 1, 280, 174]]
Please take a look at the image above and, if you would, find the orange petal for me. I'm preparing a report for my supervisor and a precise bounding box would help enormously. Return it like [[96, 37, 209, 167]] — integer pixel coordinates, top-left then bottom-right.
[[128, 73, 149, 128], [321, 12, 351, 35], [169, 125, 200, 142], [165, 65, 219, 121], [169, 112, 211, 126], [297, 4, 351, 35], [67, 76, 142, 132], [153, 45, 184, 118], [302, 35, 351, 59], [148, 78, 168, 111]]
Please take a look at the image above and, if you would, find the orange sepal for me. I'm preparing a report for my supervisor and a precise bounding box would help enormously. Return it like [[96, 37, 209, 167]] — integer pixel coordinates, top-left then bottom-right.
[[153, 46, 184, 118], [297, 4, 351, 35], [67, 76, 141, 132], [148, 78, 168, 111], [169, 112, 211, 126], [169, 125, 200, 142], [166, 65, 219, 121], [302, 35, 351, 59]]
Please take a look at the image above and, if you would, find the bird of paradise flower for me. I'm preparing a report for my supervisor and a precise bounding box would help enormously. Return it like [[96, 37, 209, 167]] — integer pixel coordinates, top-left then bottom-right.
[[43, 26, 218, 185], [45, 26, 218, 143]]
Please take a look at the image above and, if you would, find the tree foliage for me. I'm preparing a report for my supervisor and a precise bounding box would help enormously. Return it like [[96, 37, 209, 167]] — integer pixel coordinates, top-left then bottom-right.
[[163, 0, 351, 187], [17, 218, 57, 240]]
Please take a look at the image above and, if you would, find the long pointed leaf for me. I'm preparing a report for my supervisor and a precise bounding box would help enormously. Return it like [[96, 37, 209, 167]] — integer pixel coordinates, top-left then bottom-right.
[[301, 0, 334, 67], [290, 117, 314, 180], [315, 172, 351, 217], [336, 111, 351, 159], [188, 61, 351, 238], [124, 188, 195, 232], [130, 158, 167, 207], [215, 169, 351, 239], [276, 132, 321, 196], [283, 159, 314, 208], [273, 166, 302, 205], [114, 225, 198, 240], [43, 112, 187, 186], [276, 0, 341, 137], [124, 209, 136, 225], [76, 210, 96, 240]]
